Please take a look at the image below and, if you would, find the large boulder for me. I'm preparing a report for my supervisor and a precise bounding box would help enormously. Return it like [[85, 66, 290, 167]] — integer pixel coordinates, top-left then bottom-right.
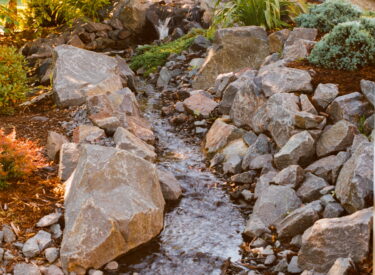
[[335, 140, 374, 213], [61, 145, 165, 274], [298, 207, 373, 273], [193, 26, 269, 90], [53, 45, 123, 107]]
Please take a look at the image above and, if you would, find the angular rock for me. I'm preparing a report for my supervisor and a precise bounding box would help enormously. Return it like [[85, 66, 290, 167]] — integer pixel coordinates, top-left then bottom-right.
[[312, 83, 339, 109], [157, 67, 172, 88], [360, 79, 375, 107], [268, 29, 290, 53], [190, 35, 211, 51], [254, 171, 278, 199], [259, 66, 313, 97], [72, 125, 106, 144], [45, 247, 59, 263], [300, 94, 318, 115], [335, 141, 374, 213], [47, 131, 69, 161], [36, 212, 61, 227], [245, 185, 301, 237], [298, 207, 373, 273], [213, 72, 237, 98], [247, 154, 273, 170], [283, 39, 315, 61], [183, 93, 218, 118], [2, 224, 16, 243], [316, 120, 358, 157], [284, 28, 318, 47], [157, 169, 182, 201], [323, 202, 345, 218], [58, 143, 80, 181], [305, 151, 350, 183], [193, 26, 269, 89], [266, 93, 300, 148], [13, 263, 41, 275], [50, 224, 62, 239], [242, 134, 271, 170], [231, 171, 257, 184], [297, 173, 329, 202], [61, 145, 165, 274], [273, 165, 305, 188], [276, 200, 322, 238], [326, 92, 373, 125], [327, 258, 355, 275], [23, 230, 52, 258], [221, 139, 248, 174], [127, 115, 155, 144], [53, 45, 123, 107], [274, 131, 315, 170], [294, 111, 326, 129], [204, 119, 244, 155], [46, 265, 64, 275], [113, 127, 156, 161], [288, 256, 302, 273]]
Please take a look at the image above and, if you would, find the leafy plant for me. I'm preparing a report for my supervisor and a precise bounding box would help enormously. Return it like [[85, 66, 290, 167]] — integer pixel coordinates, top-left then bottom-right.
[[209, 0, 307, 34], [0, 2, 20, 33], [0, 45, 28, 113], [0, 130, 45, 189], [130, 29, 207, 76], [296, 0, 363, 33], [308, 17, 375, 71]]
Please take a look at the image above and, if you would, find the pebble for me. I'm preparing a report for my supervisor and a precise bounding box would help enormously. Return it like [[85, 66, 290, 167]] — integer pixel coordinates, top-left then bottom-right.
[[288, 256, 302, 273], [265, 254, 276, 265], [88, 270, 104, 275], [50, 224, 63, 239], [104, 261, 119, 271], [45, 247, 59, 263], [31, 116, 49, 122], [2, 225, 16, 243], [36, 212, 62, 227]]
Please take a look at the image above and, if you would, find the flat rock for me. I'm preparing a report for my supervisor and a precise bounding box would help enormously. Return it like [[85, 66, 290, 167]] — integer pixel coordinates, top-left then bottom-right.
[[61, 145, 164, 274], [53, 45, 123, 107], [312, 83, 339, 109], [274, 131, 315, 170], [298, 207, 373, 273], [193, 26, 269, 89], [183, 93, 218, 118], [297, 173, 329, 202], [157, 169, 182, 201], [335, 141, 373, 213], [316, 120, 358, 157], [284, 28, 318, 46], [294, 111, 325, 129], [114, 127, 156, 161]]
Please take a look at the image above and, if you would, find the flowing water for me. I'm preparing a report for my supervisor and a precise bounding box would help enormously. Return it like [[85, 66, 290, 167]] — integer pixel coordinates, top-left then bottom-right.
[[117, 87, 246, 274]]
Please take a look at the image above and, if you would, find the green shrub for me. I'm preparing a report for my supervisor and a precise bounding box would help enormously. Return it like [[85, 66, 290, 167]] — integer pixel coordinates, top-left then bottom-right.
[[0, 46, 28, 113], [210, 0, 307, 33], [296, 0, 363, 33], [130, 29, 207, 76], [308, 18, 375, 71]]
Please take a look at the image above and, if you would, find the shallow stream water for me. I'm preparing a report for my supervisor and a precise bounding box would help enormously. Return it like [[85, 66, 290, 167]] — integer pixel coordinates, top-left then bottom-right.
[[117, 87, 246, 275]]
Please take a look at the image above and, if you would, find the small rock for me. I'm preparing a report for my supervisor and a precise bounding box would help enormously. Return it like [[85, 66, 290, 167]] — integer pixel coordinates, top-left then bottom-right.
[[46, 265, 64, 275], [327, 258, 355, 275], [23, 230, 52, 258], [88, 270, 104, 275], [72, 125, 106, 144], [105, 261, 119, 271], [265, 254, 277, 265], [290, 234, 302, 248], [242, 134, 271, 170], [241, 190, 254, 201], [2, 225, 16, 243], [213, 72, 237, 98], [297, 173, 329, 202], [183, 93, 218, 118], [221, 139, 248, 174], [288, 256, 302, 273], [3, 250, 14, 261], [45, 247, 59, 263], [300, 94, 318, 114], [13, 263, 41, 275], [273, 259, 288, 273], [190, 35, 211, 51], [312, 83, 339, 109], [273, 165, 304, 188], [251, 238, 267, 247], [360, 79, 375, 107], [323, 202, 345, 218], [157, 67, 172, 88], [36, 212, 61, 227], [175, 101, 185, 113], [157, 169, 182, 201], [50, 224, 62, 239], [231, 171, 257, 184]]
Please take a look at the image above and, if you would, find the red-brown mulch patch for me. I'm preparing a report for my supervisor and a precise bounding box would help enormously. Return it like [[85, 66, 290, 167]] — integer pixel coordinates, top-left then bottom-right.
[[287, 59, 375, 95]]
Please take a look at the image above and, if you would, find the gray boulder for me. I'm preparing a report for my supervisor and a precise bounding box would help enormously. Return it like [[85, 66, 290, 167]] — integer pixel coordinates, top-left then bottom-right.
[[274, 131, 315, 170], [53, 45, 123, 107], [297, 173, 329, 202], [326, 92, 373, 125], [61, 145, 165, 274], [312, 83, 339, 109], [193, 26, 269, 90], [335, 141, 373, 213], [316, 120, 358, 157], [298, 207, 373, 273], [360, 79, 375, 107], [276, 200, 322, 238], [157, 169, 182, 201], [273, 165, 305, 188], [244, 185, 301, 237]]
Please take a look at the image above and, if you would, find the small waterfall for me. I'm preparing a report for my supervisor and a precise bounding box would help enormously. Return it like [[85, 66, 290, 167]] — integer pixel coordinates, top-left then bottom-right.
[[156, 17, 171, 41]]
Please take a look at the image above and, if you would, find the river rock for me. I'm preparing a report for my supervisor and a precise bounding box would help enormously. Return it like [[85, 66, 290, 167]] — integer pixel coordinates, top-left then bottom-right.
[[360, 79, 375, 107], [221, 139, 248, 174], [46, 131, 69, 161], [114, 127, 156, 161], [316, 120, 358, 157], [204, 119, 244, 155], [183, 93, 218, 118], [193, 26, 269, 89], [326, 92, 373, 125], [305, 151, 350, 183], [61, 145, 164, 274], [273, 165, 305, 188], [297, 173, 329, 202], [298, 207, 373, 273], [312, 83, 339, 109], [72, 125, 106, 143], [274, 131, 315, 169], [157, 169, 182, 201], [327, 258, 355, 275], [58, 143, 80, 181], [266, 93, 300, 148], [53, 45, 123, 107], [13, 263, 41, 275], [276, 200, 322, 238], [335, 141, 373, 213], [244, 185, 301, 237], [258, 66, 313, 97]]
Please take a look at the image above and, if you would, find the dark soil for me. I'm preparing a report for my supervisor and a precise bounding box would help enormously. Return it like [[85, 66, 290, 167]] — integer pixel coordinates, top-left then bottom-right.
[[287, 59, 375, 96]]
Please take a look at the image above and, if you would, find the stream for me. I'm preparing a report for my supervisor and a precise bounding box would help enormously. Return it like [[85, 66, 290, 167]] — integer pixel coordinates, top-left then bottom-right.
[[117, 85, 246, 274]]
